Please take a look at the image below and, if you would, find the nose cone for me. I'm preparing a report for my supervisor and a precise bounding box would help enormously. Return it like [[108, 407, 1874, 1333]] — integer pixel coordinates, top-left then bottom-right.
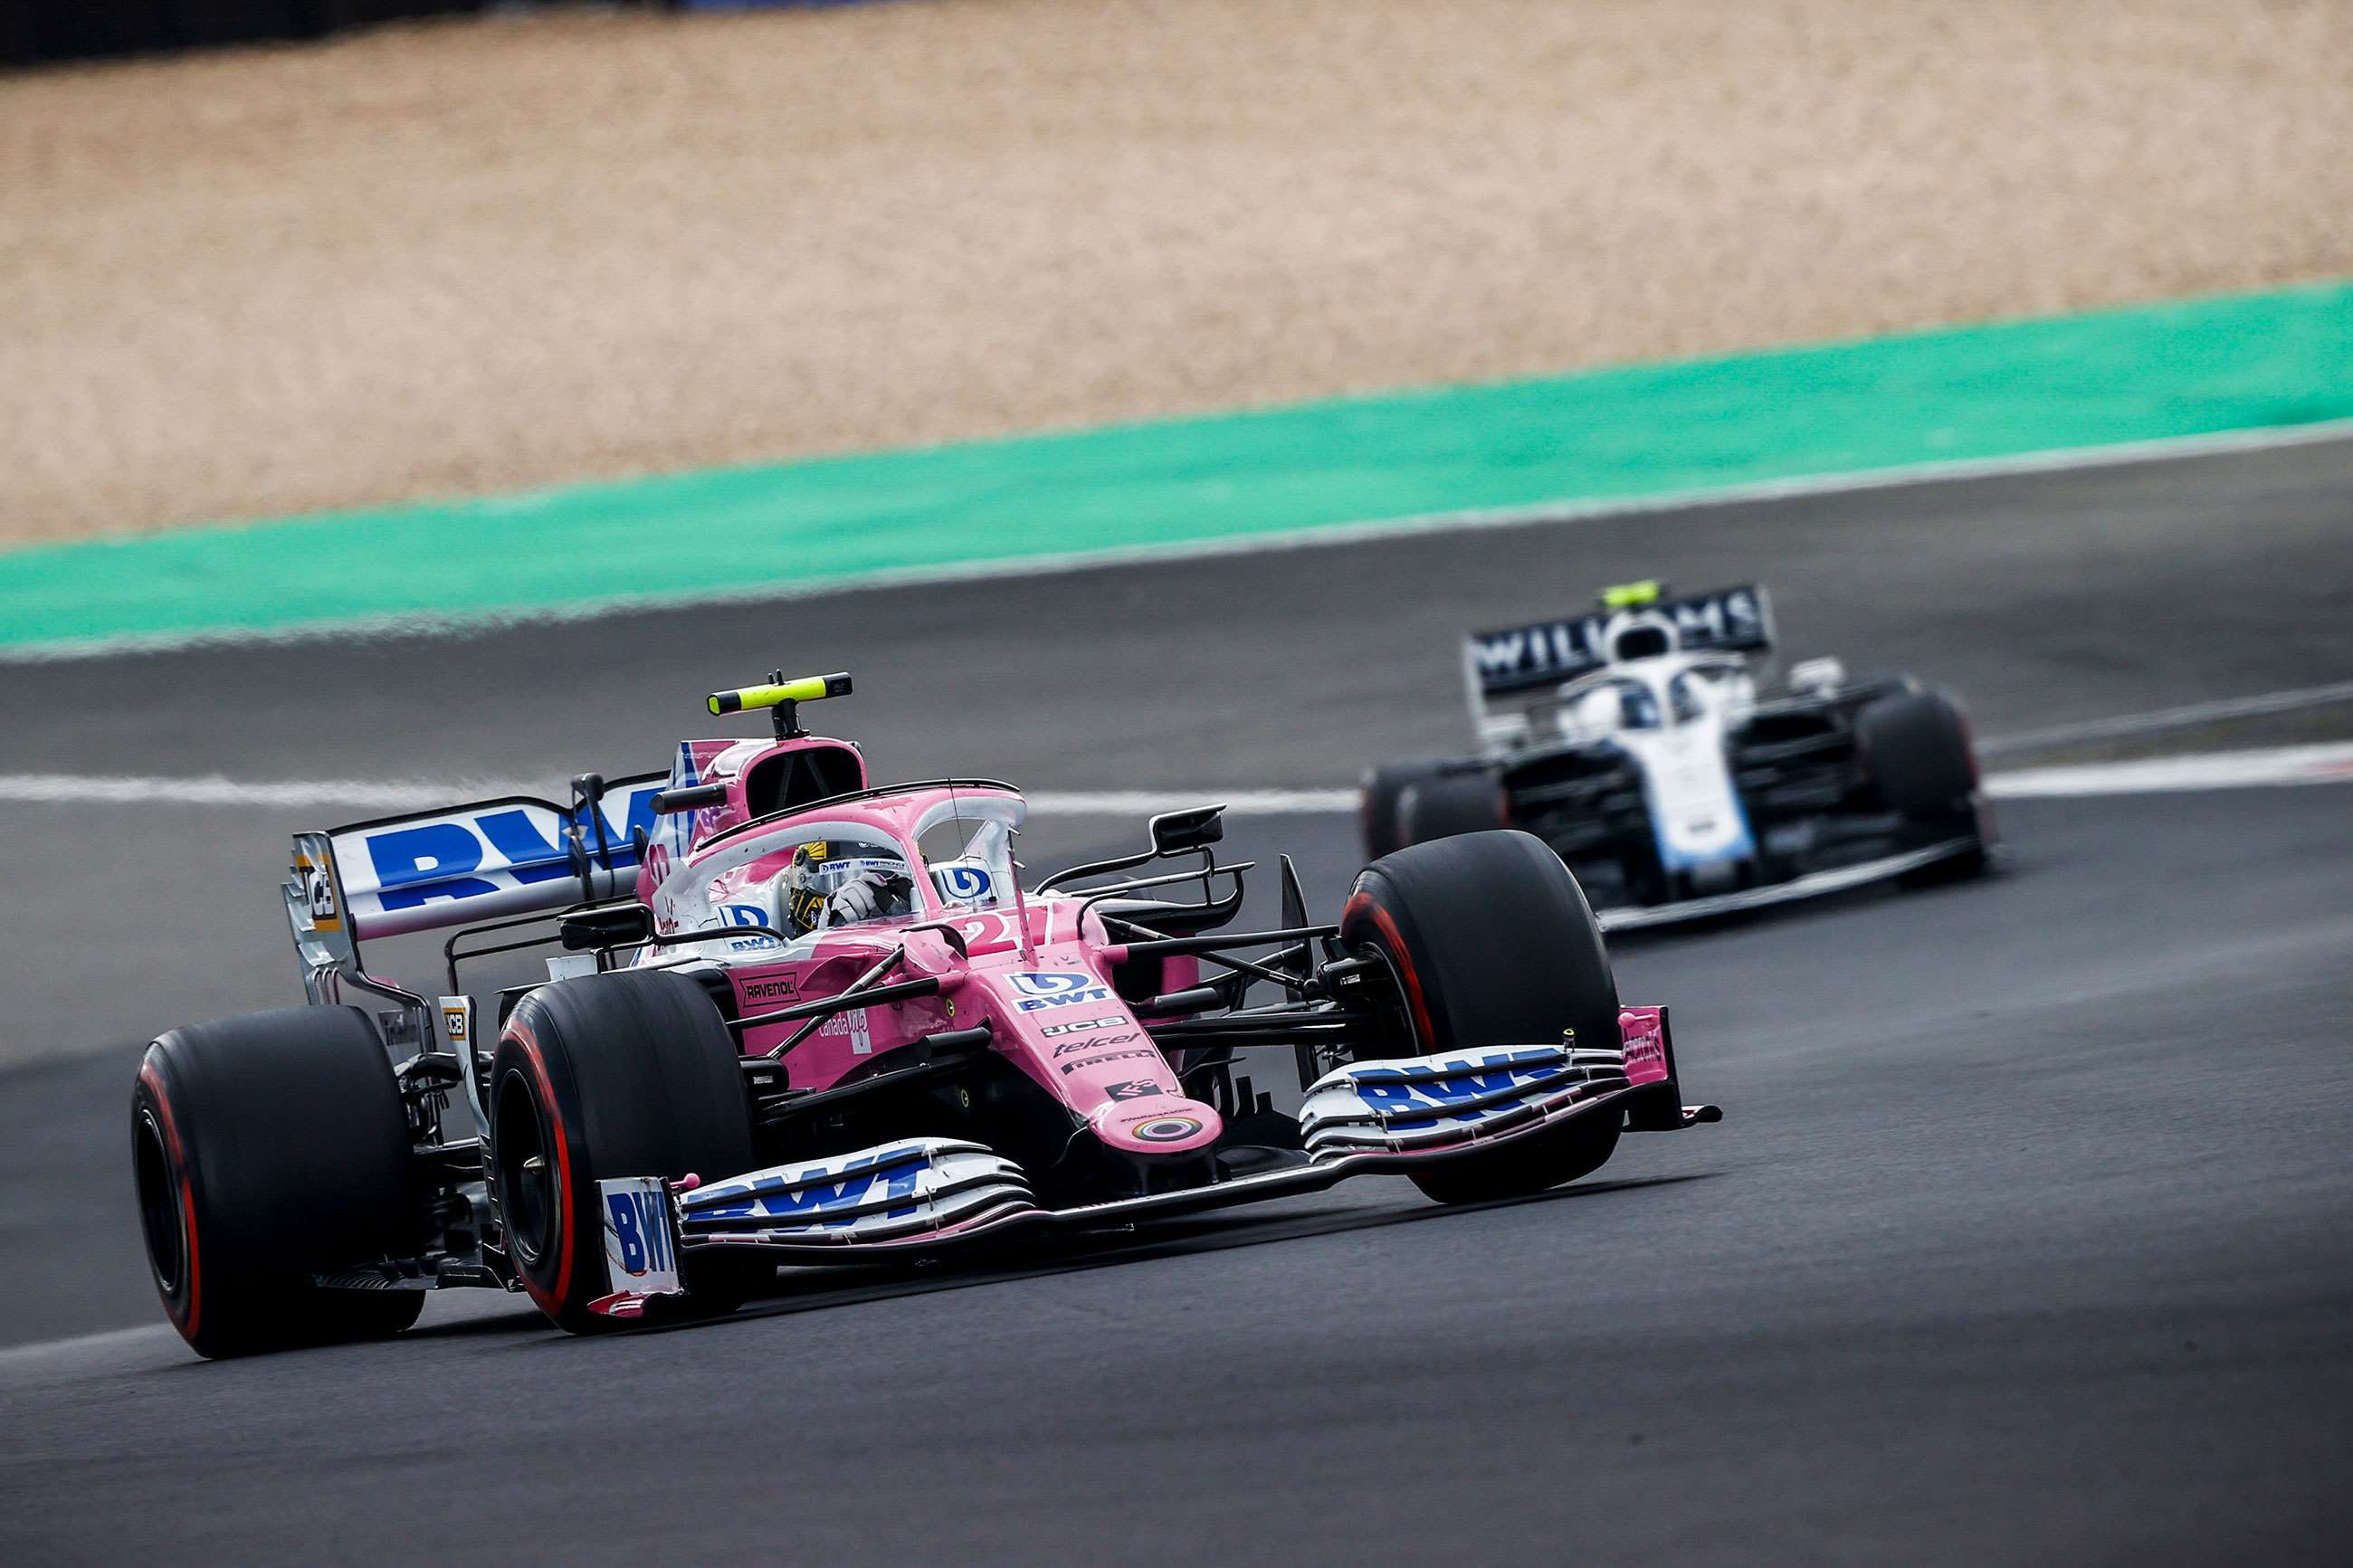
[[1089, 1095, 1223, 1156]]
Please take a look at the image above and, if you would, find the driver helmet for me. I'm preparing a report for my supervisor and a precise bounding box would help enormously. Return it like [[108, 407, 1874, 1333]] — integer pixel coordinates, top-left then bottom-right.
[[774, 839, 915, 936]]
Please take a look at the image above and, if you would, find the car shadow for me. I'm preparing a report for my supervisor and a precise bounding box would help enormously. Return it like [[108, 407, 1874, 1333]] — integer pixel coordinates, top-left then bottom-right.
[[1605, 858, 2010, 945], [483, 1169, 1723, 1348]]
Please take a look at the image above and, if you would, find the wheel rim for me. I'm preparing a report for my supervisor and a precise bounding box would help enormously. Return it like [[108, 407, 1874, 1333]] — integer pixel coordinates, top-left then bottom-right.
[[132, 1106, 186, 1297], [493, 1072, 558, 1269]]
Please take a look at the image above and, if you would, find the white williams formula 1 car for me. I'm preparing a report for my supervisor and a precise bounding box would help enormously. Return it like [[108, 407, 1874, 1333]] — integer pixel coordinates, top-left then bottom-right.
[[1360, 582, 1995, 928]]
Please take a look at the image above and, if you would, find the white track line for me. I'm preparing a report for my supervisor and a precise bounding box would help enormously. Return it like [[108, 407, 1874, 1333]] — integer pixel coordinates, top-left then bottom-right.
[[1024, 789, 1357, 815], [3, 686, 2348, 813], [2, 744, 2348, 817], [1981, 741, 2353, 798], [8, 419, 2352, 664], [0, 773, 532, 811]]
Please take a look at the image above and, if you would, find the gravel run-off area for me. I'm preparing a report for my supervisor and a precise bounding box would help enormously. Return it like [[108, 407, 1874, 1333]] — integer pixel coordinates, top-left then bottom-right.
[[3, 0, 2349, 543]]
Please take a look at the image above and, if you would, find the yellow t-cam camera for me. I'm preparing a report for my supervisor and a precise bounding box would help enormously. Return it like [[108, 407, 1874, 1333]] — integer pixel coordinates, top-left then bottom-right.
[[707, 672, 853, 717], [707, 671, 853, 740]]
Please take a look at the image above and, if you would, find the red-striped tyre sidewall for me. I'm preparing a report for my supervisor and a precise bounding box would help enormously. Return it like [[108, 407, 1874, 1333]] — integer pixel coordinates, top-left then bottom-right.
[[132, 1057, 205, 1345], [129, 1007, 422, 1357], [490, 1016, 596, 1329]]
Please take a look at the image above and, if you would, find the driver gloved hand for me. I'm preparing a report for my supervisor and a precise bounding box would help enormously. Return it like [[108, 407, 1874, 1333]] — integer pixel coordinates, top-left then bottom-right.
[[825, 874, 889, 925]]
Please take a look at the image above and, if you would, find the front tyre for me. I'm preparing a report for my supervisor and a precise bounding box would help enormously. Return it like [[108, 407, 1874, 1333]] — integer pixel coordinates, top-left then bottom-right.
[[491, 970, 757, 1334], [1359, 763, 1445, 860], [131, 1006, 424, 1359], [1857, 689, 1992, 884], [1398, 769, 1510, 847], [1342, 831, 1624, 1204]]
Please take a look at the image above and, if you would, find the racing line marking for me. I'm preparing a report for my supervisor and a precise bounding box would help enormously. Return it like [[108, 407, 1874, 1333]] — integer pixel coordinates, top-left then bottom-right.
[[1975, 679, 2353, 757], [0, 772, 1362, 815]]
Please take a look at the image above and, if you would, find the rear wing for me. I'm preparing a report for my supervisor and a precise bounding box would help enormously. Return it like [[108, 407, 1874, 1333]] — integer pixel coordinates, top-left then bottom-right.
[[287, 773, 667, 955], [1462, 584, 1774, 743]]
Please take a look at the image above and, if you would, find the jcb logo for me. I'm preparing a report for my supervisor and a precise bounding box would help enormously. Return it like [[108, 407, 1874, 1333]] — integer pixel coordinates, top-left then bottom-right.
[[1043, 1015, 1126, 1041]]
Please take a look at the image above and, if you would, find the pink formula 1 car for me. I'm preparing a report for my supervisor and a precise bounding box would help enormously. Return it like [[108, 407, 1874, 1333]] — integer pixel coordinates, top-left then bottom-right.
[[132, 673, 1719, 1355]]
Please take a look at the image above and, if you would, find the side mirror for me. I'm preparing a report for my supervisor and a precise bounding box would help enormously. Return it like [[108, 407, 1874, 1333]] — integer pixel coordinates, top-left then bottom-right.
[[1149, 803, 1226, 857], [1788, 656, 1846, 695], [652, 782, 729, 815], [557, 903, 654, 952]]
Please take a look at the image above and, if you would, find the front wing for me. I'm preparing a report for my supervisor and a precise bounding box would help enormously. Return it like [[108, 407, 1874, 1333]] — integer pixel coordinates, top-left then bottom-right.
[[587, 1009, 1718, 1311], [1596, 836, 1983, 932]]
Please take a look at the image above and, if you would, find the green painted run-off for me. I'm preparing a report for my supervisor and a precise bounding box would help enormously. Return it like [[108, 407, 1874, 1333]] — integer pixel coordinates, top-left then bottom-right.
[[6, 281, 2351, 652]]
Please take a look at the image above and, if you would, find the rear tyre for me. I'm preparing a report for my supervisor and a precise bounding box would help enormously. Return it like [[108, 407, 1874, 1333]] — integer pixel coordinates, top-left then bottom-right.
[[131, 1006, 424, 1359], [491, 970, 757, 1334], [1398, 769, 1510, 846], [1341, 831, 1624, 1204], [1857, 690, 1991, 884], [1359, 763, 1444, 860]]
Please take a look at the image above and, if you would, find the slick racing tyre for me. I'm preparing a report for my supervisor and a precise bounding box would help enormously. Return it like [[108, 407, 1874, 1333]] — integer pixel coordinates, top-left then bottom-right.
[[132, 1006, 424, 1359], [1397, 769, 1510, 847], [1857, 689, 1990, 884], [491, 970, 757, 1334], [1342, 831, 1624, 1204], [1359, 763, 1444, 860]]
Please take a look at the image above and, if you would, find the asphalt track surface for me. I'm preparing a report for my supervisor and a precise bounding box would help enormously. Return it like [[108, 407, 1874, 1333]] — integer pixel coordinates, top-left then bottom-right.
[[4, 438, 2351, 1563]]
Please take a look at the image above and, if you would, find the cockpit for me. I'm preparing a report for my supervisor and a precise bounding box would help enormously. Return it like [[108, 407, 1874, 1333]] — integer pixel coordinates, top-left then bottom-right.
[[684, 790, 1025, 948], [756, 834, 920, 937], [1551, 660, 1751, 744]]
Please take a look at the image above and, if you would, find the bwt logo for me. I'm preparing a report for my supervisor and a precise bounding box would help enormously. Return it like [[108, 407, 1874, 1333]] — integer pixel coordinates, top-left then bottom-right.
[[1011, 972, 1091, 996], [1011, 972, 1111, 1012], [936, 864, 993, 902], [1354, 1052, 1561, 1121], [696, 1148, 927, 1230], [359, 785, 662, 911], [605, 1189, 673, 1278]]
